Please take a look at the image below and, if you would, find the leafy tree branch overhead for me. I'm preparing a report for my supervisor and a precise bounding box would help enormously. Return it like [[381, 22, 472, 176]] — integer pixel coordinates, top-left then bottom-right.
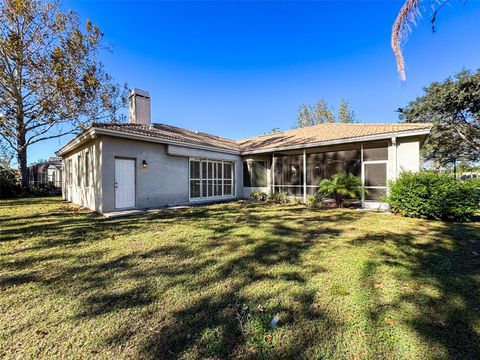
[[0, 0, 128, 187], [399, 69, 480, 166]]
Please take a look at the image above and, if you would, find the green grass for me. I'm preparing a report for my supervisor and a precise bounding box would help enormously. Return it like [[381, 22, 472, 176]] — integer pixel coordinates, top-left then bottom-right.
[[1, 197, 479, 359]]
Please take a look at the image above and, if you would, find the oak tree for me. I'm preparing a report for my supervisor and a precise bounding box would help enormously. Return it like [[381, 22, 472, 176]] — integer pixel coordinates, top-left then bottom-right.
[[399, 70, 480, 166], [0, 0, 127, 187]]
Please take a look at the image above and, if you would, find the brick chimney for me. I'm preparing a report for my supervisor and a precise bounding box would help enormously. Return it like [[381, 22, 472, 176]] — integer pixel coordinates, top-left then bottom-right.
[[129, 88, 151, 125]]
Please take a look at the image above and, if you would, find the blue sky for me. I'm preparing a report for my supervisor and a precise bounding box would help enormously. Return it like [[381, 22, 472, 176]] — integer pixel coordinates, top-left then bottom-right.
[[28, 0, 480, 164]]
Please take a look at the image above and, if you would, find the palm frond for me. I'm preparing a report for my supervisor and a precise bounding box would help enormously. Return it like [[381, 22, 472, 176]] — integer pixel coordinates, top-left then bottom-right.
[[391, 0, 422, 81]]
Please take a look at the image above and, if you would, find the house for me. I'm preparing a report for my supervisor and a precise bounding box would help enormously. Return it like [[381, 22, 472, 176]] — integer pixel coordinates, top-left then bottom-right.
[[28, 157, 62, 189], [56, 89, 432, 214], [461, 172, 479, 180]]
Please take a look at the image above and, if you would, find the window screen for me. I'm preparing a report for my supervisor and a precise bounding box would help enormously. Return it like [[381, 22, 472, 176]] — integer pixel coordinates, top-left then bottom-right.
[[363, 142, 388, 161], [306, 161, 323, 186], [189, 160, 201, 198], [223, 162, 233, 195], [190, 180, 201, 198], [243, 161, 267, 187], [190, 161, 200, 179], [365, 188, 387, 201], [190, 159, 234, 199], [364, 163, 387, 187]]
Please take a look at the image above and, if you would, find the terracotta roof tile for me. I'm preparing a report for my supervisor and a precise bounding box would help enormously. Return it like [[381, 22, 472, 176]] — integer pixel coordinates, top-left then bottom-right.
[[92, 123, 239, 151], [92, 122, 432, 154], [237, 123, 432, 152]]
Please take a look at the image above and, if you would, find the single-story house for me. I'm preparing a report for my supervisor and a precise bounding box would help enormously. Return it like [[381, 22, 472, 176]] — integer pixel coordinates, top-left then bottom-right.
[[28, 156, 63, 189], [56, 89, 432, 214]]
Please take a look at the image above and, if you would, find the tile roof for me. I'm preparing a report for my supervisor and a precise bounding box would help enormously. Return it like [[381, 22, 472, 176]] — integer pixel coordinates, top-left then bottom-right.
[[92, 123, 239, 151], [91, 122, 432, 154], [236, 123, 433, 152]]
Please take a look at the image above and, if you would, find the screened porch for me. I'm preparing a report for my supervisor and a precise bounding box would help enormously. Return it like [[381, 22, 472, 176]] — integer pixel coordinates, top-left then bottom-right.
[[270, 141, 389, 202]]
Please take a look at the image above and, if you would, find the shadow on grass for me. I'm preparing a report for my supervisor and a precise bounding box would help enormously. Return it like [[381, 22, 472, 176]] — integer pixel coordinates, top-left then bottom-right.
[[6, 198, 480, 358], [1, 198, 349, 358], [350, 221, 480, 359]]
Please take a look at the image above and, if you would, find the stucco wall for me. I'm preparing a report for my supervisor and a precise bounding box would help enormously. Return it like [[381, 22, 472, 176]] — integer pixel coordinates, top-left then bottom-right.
[[388, 135, 422, 183], [396, 136, 421, 174], [100, 137, 243, 212], [61, 138, 102, 212]]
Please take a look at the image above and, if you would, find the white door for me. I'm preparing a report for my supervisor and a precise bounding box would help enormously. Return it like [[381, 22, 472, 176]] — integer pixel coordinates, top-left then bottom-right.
[[115, 159, 135, 209]]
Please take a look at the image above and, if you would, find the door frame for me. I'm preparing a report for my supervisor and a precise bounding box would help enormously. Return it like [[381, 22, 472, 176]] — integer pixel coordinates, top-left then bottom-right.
[[114, 157, 137, 210], [362, 159, 388, 202]]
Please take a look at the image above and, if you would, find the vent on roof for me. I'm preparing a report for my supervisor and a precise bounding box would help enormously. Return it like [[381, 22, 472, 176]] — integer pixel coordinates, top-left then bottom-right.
[[193, 130, 220, 138]]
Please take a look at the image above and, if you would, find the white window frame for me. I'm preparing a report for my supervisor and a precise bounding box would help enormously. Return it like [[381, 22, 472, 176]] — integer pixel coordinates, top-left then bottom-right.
[[189, 158, 236, 202], [363, 160, 388, 202]]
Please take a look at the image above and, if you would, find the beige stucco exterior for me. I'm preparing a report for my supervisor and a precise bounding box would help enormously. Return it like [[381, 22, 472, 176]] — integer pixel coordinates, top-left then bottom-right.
[[59, 130, 426, 214], [100, 136, 243, 212], [62, 138, 103, 213]]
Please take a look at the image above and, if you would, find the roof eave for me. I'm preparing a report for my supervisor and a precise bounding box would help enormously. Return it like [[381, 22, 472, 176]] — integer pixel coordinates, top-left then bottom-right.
[[56, 127, 242, 156], [239, 129, 431, 155], [56, 127, 96, 156]]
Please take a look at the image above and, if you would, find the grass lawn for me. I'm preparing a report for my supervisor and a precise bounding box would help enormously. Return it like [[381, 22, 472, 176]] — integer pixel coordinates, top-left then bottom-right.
[[1, 198, 480, 359]]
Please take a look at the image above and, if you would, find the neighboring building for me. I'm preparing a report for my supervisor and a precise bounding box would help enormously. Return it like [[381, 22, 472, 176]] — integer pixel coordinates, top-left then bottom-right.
[[461, 172, 480, 180], [28, 157, 62, 189], [56, 89, 432, 214]]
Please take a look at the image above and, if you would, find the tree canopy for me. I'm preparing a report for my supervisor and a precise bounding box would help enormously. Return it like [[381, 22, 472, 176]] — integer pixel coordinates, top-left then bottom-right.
[[337, 99, 355, 124], [0, 0, 127, 187], [399, 69, 480, 166], [295, 99, 355, 128]]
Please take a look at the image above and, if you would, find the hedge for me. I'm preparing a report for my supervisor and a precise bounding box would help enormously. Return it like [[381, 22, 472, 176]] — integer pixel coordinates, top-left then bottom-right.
[[0, 166, 21, 199], [386, 171, 480, 222]]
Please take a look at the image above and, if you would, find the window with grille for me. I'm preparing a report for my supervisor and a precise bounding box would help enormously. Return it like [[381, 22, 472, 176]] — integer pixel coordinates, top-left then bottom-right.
[[190, 159, 235, 199]]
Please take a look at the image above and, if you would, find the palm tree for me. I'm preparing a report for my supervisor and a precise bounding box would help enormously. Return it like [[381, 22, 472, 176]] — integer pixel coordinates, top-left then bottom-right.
[[392, 0, 452, 81], [318, 174, 364, 208]]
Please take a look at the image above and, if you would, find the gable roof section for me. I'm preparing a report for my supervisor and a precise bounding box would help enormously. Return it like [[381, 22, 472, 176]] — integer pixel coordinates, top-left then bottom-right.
[[57, 122, 432, 156]]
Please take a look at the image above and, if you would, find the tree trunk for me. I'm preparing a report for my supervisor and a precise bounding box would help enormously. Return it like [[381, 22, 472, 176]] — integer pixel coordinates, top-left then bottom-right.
[[17, 132, 28, 189]]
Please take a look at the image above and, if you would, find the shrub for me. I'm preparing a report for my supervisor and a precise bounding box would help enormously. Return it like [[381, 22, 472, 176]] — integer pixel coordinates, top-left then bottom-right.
[[465, 177, 480, 188], [288, 195, 301, 205], [27, 183, 61, 197], [250, 191, 269, 202], [318, 174, 363, 208], [386, 171, 480, 222], [269, 191, 289, 204], [306, 194, 326, 208], [0, 166, 21, 199]]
